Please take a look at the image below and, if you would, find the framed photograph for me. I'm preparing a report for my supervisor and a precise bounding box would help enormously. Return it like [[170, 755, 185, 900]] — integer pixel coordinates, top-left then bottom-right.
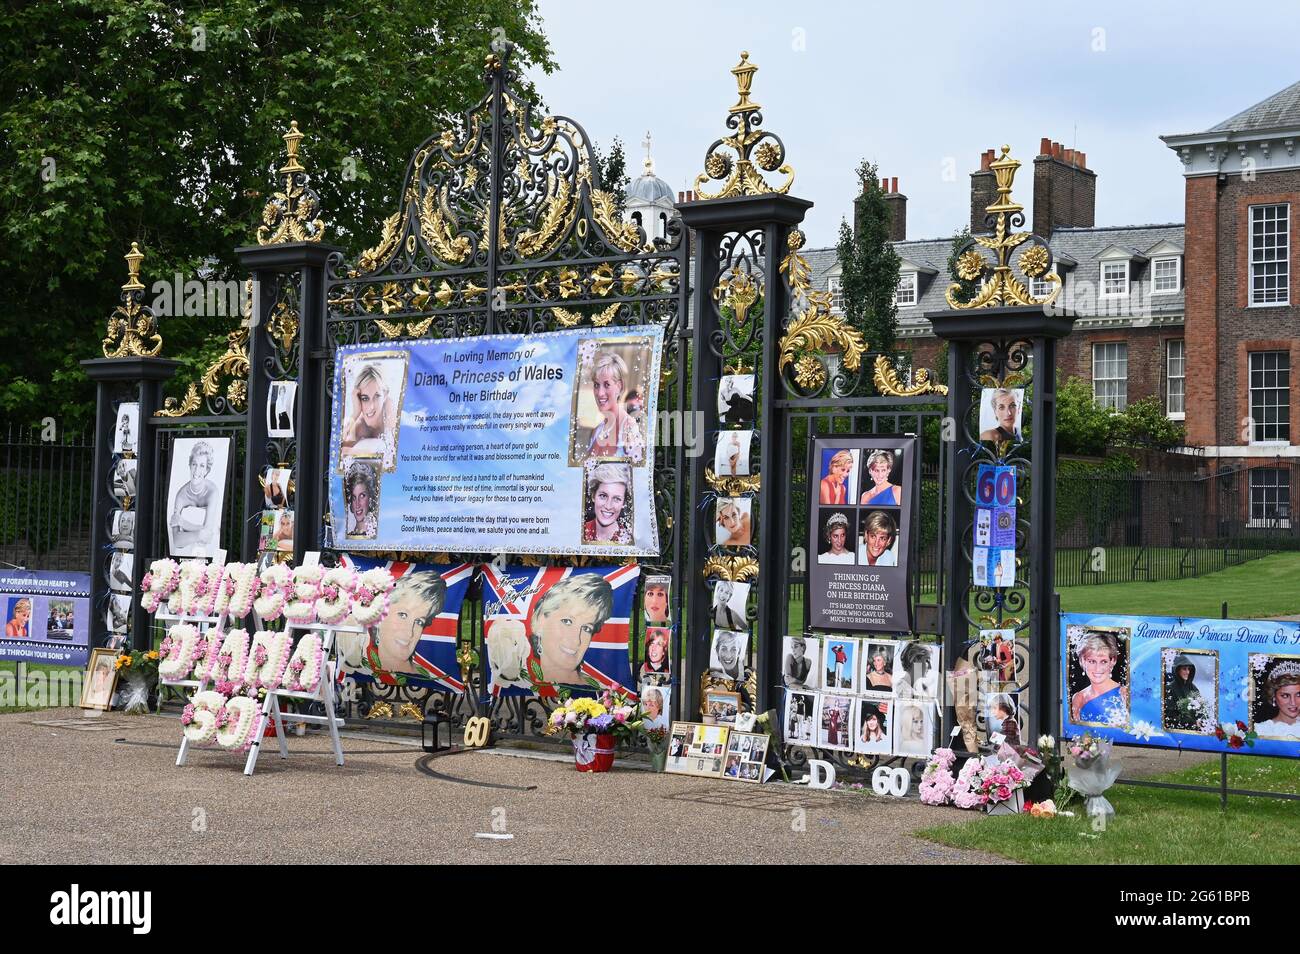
[[717, 374, 755, 425], [816, 508, 855, 565], [165, 437, 230, 559], [714, 430, 753, 477], [569, 336, 654, 467], [722, 730, 770, 783], [640, 626, 671, 683], [715, 497, 752, 547], [111, 458, 137, 501], [1160, 647, 1219, 735], [342, 460, 380, 540], [854, 698, 891, 756], [109, 551, 134, 594], [893, 641, 941, 699], [1248, 653, 1300, 741], [860, 639, 900, 693], [665, 721, 730, 777], [711, 580, 750, 630], [112, 402, 139, 455], [109, 510, 135, 549], [643, 574, 670, 624], [858, 447, 905, 507], [985, 691, 1023, 746], [267, 380, 298, 439], [708, 628, 748, 682], [703, 688, 741, 726], [857, 509, 900, 567], [817, 693, 854, 750], [822, 637, 858, 693], [262, 466, 292, 509], [580, 460, 636, 547], [784, 689, 817, 745], [1065, 624, 1130, 728], [782, 634, 820, 690], [80, 647, 119, 711], [978, 387, 1024, 443], [817, 447, 860, 506], [892, 698, 935, 759], [641, 684, 671, 734], [338, 351, 408, 470]]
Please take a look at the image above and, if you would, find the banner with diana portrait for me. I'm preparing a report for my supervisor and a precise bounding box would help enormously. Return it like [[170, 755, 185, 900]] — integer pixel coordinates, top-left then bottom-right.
[[328, 325, 663, 557]]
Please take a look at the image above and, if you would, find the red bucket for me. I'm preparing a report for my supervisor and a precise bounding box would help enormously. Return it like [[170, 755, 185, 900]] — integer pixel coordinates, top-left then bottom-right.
[[573, 732, 616, 773]]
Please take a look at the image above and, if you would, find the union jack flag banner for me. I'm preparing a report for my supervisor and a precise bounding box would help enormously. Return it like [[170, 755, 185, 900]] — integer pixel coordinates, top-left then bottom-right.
[[482, 563, 639, 700], [337, 556, 474, 692]]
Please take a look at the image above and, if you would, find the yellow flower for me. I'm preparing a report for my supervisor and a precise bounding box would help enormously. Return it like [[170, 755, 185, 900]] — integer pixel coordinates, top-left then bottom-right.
[[147, 651, 160, 660]]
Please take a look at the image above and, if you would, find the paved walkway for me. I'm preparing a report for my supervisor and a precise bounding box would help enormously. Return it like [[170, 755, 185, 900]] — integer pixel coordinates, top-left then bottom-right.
[[2, 707, 1013, 865]]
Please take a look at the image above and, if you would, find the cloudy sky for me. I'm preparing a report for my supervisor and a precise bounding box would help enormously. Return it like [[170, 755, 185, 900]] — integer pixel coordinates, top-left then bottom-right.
[[532, 0, 1300, 248]]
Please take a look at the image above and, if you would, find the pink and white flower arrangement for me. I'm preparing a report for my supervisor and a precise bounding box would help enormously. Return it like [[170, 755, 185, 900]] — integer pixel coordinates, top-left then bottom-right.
[[315, 567, 358, 625], [919, 747, 957, 805], [210, 628, 251, 685], [351, 567, 395, 627], [168, 560, 208, 615], [140, 558, 180, 613], [242, 630, 293, 692], [975, 760, 1027, 807], [284, 565, 324, 624], [285, 633, 325, 693], [194, 562, 226, 617], [158, 623, 200, 682], [214, 694, 262, 751], [951, 756, 987, 809], [182, 689, 227, 746], [253, 562, 292, 621], [216, 563, 261, 619]]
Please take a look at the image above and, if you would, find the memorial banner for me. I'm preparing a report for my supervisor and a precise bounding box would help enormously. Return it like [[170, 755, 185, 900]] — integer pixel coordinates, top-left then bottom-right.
[[807, 436, 915, 633], [0, 569, 91, 667], [1061, 612, 1300, 757], [328, 325, 663, 557]]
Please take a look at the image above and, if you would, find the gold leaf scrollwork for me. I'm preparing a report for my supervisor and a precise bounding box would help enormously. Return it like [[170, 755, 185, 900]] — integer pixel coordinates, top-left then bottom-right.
[[267, 300, 298, 352], [353, 212, 402, 276], [778, 308, 867, 387], [551, 302, 621, 328], [256, 122, 326, 246], [515, 176, 578, 259], [155, 384, 200, 418], [713, 269, 759, 325], [705, 467, 761, 496], [872, 355, 949, 397], [693, 53, 795, 200], [946, 145, 1062, 309], [590, 189, 641, 252], [102, 243, 163, 359], [367, 702, 394, 720], [200, 328, 250, 407], [418, 186, 472, 265], [701, 556, 759, 582]]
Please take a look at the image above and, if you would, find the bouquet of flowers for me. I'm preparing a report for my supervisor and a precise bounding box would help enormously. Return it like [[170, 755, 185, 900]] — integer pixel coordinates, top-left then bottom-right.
[[1066, 732, 1122, 819], [974, 759, 1028, 813], [545, 690, 641, 743], [1214, 720, 1258, 750], [114, 649, 161, 714], [919, 747, 957, 805]]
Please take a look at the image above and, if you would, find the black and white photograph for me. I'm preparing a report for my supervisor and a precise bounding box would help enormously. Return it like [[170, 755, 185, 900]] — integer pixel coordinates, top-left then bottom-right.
[[816, 509, 855, 565], [784, 690, 817, 745], [339, 351, 408, 470], [708, 628, 747, 681], [107, 593, 131, 634], [817, 693, 854, 751], [715, 497, 752, 547], [782, 634, 820, 690], [893, 641, 941, 699], [112, 457, 137, 501], [711, 580, 750, 630], [113, 402, 139, 455], [268, 380, 298, 439], [714, 429, 753, 477], [891, 699, 934, 758], [717, 374, 755, 425], [109, 510, 135, 549], [109, 551, 134, 593], [854, 698, 891, 756], [343, 460, 380, 541], [978, 387, 1024, 443], [165, 436, 230, 559], [860, 639, 900, 693], [263, 466, 292, 509]]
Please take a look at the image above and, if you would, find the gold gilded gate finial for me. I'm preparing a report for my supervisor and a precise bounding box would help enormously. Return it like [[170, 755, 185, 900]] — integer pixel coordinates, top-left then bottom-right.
[[693, 52, 794, 199], [102, 242, 163, 358], [946, 144, 1061, 309], [257, 119, 326, 245]]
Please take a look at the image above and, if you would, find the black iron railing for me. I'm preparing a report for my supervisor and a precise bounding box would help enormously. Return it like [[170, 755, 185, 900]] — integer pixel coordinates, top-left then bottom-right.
[[0, 423, 94, 571]]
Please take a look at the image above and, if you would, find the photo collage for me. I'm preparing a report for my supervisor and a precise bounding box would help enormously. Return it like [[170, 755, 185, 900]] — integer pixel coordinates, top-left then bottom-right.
[[782, 634, 941, 759], [336, 350, 408, 546], [107, 401, 140, 648], [639, 574, 673, 732], [814, 446, 904, 569], [666, 721, 770, 783]]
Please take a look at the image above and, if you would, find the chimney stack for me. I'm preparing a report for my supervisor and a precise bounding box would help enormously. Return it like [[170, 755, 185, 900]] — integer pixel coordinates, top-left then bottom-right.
[[880, 176, 906, 241], [970, 148, 1000, 233], [1033, 138, 1096, 238]]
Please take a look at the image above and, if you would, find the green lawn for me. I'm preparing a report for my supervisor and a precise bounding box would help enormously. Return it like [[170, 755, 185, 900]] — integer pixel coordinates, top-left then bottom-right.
[[1058, 550, 1300, 619], [916, 756, 1300, 865], [0, 659, 83, 712]]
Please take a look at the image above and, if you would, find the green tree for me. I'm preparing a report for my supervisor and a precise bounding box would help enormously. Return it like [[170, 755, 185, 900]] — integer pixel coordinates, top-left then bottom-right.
[[592, 136, 629, 214], [1056, 376, 1113, 457], [0, 1, 554, 427], [836, 159, 901, 360]]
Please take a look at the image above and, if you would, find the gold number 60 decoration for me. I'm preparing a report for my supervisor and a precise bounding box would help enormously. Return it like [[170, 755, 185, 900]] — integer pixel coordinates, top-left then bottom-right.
[[463, 716, 491, 748]]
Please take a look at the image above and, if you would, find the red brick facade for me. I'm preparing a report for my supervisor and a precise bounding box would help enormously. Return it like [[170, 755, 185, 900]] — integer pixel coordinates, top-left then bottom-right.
[[1057, 327, 1183, 408]]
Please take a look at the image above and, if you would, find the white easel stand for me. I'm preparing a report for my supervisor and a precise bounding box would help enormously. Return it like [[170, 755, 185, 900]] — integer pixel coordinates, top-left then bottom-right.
[[241, 621, 356, 777], [155, 609, 227, 769]]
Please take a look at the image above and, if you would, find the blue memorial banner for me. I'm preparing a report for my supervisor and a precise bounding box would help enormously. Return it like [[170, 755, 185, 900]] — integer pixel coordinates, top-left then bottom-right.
[[0, 569, 92, 667], [328, 325, 663, 557], [1061, 612, 1300, 757]]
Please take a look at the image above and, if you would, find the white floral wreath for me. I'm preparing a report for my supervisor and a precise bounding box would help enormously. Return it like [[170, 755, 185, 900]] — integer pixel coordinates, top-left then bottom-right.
[[195, 562, 226, 617], [351, 567, 395, 627], [158, 623, 200, 682], [284, 565, 324, 624], [253, 563, 292, 621], [216, 563, 261, 620], [243, 630, 294, 692], [140, 559, 180, 613], [190, 631, 222, 683], [285, 633, 325, 694], [315, 566, 358, 625], [168, 560, 208, 616], [210, 628, 251, 689]]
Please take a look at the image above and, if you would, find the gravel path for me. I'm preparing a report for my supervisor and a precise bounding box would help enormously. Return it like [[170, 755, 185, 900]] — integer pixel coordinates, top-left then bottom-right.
[[1, 707, 1012, 865]]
